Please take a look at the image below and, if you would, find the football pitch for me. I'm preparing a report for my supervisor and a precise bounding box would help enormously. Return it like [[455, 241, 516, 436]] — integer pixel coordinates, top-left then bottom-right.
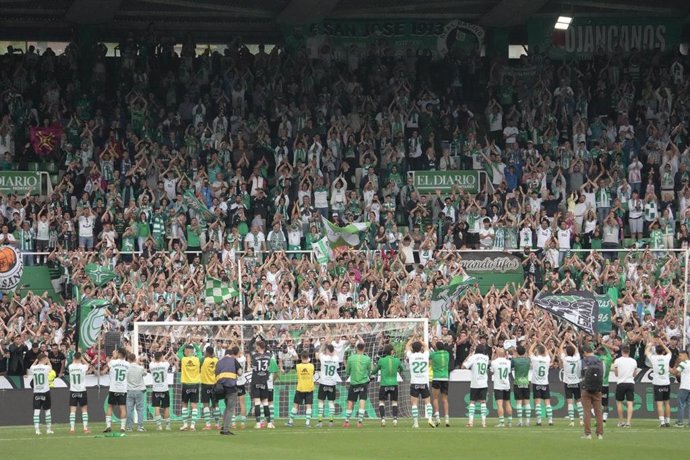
[[1, 419, 687, 460]]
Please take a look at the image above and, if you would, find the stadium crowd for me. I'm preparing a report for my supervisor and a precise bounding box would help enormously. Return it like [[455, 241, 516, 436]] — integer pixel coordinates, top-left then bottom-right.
[[1, 35, 690, 377]]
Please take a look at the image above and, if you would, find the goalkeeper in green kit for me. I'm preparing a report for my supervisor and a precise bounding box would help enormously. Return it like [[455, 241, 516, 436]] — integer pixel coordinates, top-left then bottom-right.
[[372, 344, 404, 427], [344, 342, 373, 428]]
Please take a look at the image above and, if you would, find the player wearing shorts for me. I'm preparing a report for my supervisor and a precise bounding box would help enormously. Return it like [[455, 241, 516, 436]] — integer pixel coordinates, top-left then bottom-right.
[[287, 352, 315, 427], [672, 351, 690, 427], [249, 340, 274, 429], [611, 345, 638, 427], [30, 353, 53, 435], [463, 344, 490, 428], [68, 352, 90, 433], [597, 343, 615, 423], [491, 348, 512, 427], [559, 342, 583, 426], [373, 344, 404, 427], [430, 342, 452, 427], [149, 352, 171, 431], [529, 343, 553, 426], [104, 348, 129, 433], [343, 342, 372, 428], [406, 336, 434, 428], [201, 346, 220, 430], [511, 345, 531, 426], [232, 348, 248, 429], [646, 339, 672, 427], [316, 344, 340, 427], [179, 344, 201, 431]]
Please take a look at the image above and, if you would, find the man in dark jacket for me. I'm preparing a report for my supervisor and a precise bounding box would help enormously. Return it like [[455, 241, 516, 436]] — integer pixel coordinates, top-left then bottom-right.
[[7, 334, 28, 376], [215, 346, 242, 435]]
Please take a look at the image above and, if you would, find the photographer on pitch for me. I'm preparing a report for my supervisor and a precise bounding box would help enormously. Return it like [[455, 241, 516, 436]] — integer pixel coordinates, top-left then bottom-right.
[[580, 346, 604, 440]]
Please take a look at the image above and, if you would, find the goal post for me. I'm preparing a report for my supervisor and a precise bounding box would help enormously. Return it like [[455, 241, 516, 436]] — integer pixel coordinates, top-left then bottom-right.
[[132, 318, 429, 422]]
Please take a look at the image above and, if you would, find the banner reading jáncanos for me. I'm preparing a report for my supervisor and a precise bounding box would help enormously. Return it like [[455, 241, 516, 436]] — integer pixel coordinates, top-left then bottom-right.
[[297, 19, 484, 58], [411, 170, 480, 194], [528, 17, 682, 58], [0, 172, 43, 195], [459, 252, 524, 294]]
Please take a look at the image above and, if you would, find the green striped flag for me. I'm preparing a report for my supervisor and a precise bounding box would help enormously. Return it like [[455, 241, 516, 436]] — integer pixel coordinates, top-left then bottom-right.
[[183, 190, 217, 222], [84, 264, 119, 287], [312, 236, 332, 264], [430, 275, 474, 320], [77, 298, 110, 352], [205, 276, 238, 304], [321, 216, 370, 247]]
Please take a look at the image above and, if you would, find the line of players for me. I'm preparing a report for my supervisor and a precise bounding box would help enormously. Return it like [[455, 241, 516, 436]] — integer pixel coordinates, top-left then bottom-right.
[[27, 336, 689, 434]]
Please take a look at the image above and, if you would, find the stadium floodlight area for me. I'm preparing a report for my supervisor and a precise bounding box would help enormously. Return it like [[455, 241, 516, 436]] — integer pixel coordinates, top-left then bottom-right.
[[133, 319, 428, 421]]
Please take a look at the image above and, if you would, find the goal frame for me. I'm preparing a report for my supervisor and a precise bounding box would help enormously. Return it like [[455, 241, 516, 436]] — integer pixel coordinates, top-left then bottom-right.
[[132, 318, 429, 356]]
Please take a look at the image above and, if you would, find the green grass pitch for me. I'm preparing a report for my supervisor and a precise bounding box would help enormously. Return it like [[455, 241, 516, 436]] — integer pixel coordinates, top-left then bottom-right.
[[1, 419, 688, 460]]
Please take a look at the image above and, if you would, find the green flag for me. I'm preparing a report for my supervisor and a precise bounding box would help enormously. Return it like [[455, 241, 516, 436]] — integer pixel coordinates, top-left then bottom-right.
[[205, 276, 238, 304], [321, 216, 370, 247], [84, 264, 119, 287], [183, 190, 217, 222], [430, 275, 474, 320], [78, 299, 110, 352], [312, 236, 332, 264]]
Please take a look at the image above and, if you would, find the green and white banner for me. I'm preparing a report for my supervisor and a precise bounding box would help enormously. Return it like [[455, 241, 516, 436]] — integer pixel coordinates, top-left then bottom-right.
[[297, 19, 484, 58], [411, 170, 481, 194], [459, 252, 524, 294], [84, 264, 119, 287], [77, 298, 110, 352], [205, 276, 238, 304], [528, 17, 683, 58], [596, 295, 613, 334], [430, 275, 474, 320], [183, 190, 217, 223], [0, 171, 44, 195], [312, 236, 332, 265], [321, 216, 370, 247]]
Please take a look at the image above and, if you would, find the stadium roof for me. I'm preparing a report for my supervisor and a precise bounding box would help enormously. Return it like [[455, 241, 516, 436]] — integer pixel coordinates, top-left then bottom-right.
[[0, 0, 689, 42]]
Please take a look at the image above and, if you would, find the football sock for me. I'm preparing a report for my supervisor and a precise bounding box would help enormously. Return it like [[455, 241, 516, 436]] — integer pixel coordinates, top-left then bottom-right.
[[480, 403, 487, 423], [379, 404, 385, 419], [425, 403, 433, 420], [45, 410, 51, 429], [392, 405, 399, 419], [263, 404, 271, 423], [328, 402, 335, 422], [568, 403, 574, 421], [576, 402, 584, 420], [357, 409, 364, 423], [254, 404, 261, 422], [411, 406, 419, 422], [525, 404, 531, 423], [70, 412, 76, 429], [105, 415, 112, 428], [468, 403, 475, 423], [345, 409, 352, 421], [546, 405, 553, 422], [83, 412, 89, 429], [203, 406, 210, 425], [516, 404, 523, 421], [318, 402, 324, 421], [33, 410, 40, 431]]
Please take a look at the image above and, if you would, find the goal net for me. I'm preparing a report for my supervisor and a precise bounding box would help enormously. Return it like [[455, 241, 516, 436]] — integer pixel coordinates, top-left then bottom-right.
[[132, 319, 429, 423]]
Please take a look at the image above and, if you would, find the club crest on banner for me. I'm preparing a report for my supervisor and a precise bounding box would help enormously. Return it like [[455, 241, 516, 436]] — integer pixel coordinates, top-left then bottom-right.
[[0, 246, 23, 291]]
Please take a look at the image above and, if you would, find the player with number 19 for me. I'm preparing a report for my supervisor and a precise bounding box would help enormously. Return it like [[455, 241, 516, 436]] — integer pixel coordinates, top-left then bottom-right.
[[406, 336, 434, 428], [463, 344, 490, 428], [149, 352, 171, 431], [30, 353, 53, 435], [316, 343, 340, 427], [104, 348, 129, 433], [67, 352, 90, 433]]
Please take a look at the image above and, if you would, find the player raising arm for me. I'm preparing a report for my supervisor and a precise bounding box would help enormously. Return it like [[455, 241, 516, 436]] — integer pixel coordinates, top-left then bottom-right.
[[529, 342, 553, 426], [288, 351, 315, 427], [430, 341, 452, 427], [149, 351, 171, 431], [373, 344, 404, 427], [344, 342, 372, 428], [104, 348, 129, 433], [179, 344, 201, 431], [463, 344, 490, 428], [316, 343, 340, 428], [30, 353, 53, 435], [68, 352, 90, 433], [491, 348, 512, 427], [559, 341, 583, 427], [406, 336, 434, 428], [646, 337, 672, 427]]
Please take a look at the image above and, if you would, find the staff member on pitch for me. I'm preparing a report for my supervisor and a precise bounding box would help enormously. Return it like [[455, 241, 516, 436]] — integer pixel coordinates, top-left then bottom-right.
[[215, 346, 242, 436]]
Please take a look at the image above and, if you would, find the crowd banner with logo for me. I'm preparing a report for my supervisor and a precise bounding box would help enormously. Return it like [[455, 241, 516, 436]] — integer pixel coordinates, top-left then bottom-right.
[[29, 126, 63, 156], [430, 275, 475, 320], [84, 263, 119, 287], [76, 298, 110, 352], [528, 17, 683, 58], [313, 236, 332, 265], [321, 216, 370, 247], [0, 171, 44, 195], [535, 291, 599, 335], [596, 295, 613, 334], [298, 19, 484, 58], [459, 252, 524, 294], [411, 170, 481, 194], [0, 246, 23, 291]]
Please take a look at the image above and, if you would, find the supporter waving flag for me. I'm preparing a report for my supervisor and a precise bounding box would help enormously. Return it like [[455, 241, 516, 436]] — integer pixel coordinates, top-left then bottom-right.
[[205, 276, 238, 304], [183, 190, 217, 223], [76, 299, 110, 352], [430, 275, 474, 321], [84, 264, 119, 287], [535, 291, 599, 335]]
